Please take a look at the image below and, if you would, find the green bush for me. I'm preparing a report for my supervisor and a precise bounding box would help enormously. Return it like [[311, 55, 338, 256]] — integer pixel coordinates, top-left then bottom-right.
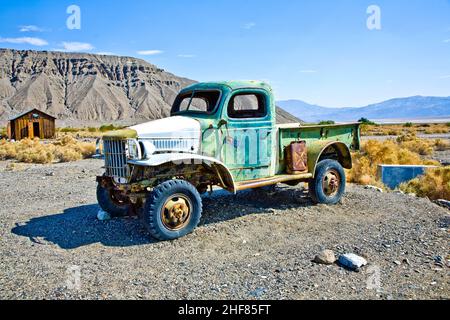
[[99, 124, 125, 132], [358, 118, 376, 125], [403, 122, 413, 128], [318, 120, 335, 125], [58, 127, 81, 133]]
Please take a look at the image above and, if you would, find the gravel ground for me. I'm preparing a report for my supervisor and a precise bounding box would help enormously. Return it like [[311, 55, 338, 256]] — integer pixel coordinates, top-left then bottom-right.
[[0, 159, 448, 300]]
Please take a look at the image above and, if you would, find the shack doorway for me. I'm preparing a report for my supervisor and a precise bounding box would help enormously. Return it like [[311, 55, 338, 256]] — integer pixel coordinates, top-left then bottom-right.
[[33, 122, 40, 138]]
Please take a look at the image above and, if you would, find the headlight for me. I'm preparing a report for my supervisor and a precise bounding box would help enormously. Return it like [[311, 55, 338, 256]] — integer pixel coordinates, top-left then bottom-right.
[[141, 141, 156, 159], [126, 139, 142, 160]]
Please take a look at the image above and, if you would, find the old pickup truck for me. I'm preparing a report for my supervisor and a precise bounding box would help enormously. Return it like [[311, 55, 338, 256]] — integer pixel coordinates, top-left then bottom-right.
[[97, 81, 360, 240]]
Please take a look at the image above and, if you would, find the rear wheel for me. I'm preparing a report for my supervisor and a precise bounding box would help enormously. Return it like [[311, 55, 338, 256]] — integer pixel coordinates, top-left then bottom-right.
[[309, 160, 346, 205], [142, 180, 202, 241], [96, 184, 130, 217]]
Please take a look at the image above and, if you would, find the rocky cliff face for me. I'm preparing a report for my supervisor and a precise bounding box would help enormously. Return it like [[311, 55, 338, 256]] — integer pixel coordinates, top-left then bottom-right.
[[0, 49, 300, 125]]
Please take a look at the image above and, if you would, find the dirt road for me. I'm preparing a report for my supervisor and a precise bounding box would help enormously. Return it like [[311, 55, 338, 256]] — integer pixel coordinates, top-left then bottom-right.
[[0, 159, 448, 300]]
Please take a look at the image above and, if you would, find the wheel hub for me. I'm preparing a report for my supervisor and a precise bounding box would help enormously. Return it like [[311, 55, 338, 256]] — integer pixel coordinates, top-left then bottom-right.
[[161, 194, 192, 231], [323, 170, 340, 197]]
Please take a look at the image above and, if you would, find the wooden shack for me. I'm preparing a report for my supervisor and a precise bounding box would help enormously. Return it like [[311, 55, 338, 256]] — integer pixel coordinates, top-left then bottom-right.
[[7, 109, 56, 140]]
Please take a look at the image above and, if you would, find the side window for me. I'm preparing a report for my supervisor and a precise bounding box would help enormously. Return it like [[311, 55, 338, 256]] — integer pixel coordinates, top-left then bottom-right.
[[189, 97, 208, 111], [228, 93, 267, 119]]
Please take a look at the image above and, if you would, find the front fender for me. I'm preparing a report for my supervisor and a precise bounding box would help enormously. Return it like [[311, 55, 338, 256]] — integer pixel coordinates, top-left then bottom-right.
[[128, 153, 236, 193]]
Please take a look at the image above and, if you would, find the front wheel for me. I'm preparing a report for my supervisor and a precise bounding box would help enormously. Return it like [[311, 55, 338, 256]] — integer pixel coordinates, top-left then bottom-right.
[[309, 160, 346, 205], [96, 184, 130, 217], [142, 180, 202, 241]]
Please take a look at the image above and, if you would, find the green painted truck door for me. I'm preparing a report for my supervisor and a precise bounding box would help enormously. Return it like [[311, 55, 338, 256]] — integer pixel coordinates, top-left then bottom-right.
[[219, 89, 275, 182]]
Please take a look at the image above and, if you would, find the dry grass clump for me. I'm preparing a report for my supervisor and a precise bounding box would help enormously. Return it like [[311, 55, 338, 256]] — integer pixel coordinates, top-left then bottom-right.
[[400, 167, 450, 200], [434, 139, 450, 151], [0, 127, 6, 138], [347, 138, 439, 186], [56, 124, 126, 139], [396, 133, 435, 156], [0, 136, 95, 164], [361, 123, 450, 136]]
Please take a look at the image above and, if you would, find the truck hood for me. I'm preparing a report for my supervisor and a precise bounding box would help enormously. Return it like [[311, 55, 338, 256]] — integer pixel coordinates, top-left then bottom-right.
[[130, 116, 201, 140]]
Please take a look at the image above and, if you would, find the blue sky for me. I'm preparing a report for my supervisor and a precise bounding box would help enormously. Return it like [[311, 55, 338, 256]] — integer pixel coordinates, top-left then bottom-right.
[[0, 0, 449, 107]]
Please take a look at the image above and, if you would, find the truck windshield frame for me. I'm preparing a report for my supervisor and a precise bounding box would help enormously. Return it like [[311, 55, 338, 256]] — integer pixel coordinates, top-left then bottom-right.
[[171, 90, 222, 116]]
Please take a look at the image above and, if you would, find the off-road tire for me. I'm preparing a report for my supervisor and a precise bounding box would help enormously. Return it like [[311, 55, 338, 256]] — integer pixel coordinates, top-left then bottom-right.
[[143, 180, 202, 241], [96, 184, 130, 217], [309, 160, 346, 205]]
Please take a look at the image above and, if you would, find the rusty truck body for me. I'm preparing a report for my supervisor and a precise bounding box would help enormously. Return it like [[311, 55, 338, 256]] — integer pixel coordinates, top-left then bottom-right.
[[97, 81, 361, 240]]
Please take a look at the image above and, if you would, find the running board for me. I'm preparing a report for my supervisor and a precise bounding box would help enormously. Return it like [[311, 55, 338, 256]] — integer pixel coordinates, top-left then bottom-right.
[[235, 173, 313, 191]]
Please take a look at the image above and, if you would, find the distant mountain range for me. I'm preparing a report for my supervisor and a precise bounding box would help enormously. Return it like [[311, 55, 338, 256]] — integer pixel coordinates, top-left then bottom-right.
[[0, 49, 301, 126], [277, 96, 450, 123]]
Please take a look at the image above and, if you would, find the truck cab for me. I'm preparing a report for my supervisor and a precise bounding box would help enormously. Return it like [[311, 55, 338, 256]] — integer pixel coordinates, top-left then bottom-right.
[[97, 81, 360, 241]]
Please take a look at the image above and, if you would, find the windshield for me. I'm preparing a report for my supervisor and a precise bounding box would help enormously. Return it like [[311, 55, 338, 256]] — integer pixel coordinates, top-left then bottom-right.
[[171, 90, 221, 115]]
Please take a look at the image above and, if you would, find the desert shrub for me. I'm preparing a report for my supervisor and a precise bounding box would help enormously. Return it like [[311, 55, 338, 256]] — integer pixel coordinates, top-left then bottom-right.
[[0, 136, 95, 164], [434, 139, 450, 151], [54, 147, 83, 162], [361, 123, 450, 137], [347, 139, 439, 186], [0, 139, 18, 160], [400, 167, 450, 200], [0, 127, 6, 138], [58, 127, 81, 133], [87, 127, 98, 133], [99, 124, 124, 132]]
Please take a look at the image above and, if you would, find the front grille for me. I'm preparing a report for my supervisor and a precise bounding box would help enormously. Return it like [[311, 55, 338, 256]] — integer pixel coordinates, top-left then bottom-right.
[[103, 139, 128, 180]]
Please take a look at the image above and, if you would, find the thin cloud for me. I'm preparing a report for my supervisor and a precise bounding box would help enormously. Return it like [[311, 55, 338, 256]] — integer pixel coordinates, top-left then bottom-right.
[[178, 54, 196, 58], [444, 39, 450, 43], [61, 42, 94, 52], [0, 36, 48, 46], [439, 75, 450, 79], [243, 22, 256, 29], [137, 50, 164, 55], [300, 70, 318, 74], [96, 52, 115, 56], [19, 25, 46, 32]]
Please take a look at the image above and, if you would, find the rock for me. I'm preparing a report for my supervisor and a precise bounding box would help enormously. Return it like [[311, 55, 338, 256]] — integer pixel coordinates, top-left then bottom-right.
[[313, 250, 337, 265], [97, 209, 111, 221], [338, 253, 368, 271], [249, 287, 266, 298], [45, 172, 55, 177], [435, 199, 450, 210], [364, 185, 383, 193], [394, 260, 401, 266], [434, 256, 445, 267]]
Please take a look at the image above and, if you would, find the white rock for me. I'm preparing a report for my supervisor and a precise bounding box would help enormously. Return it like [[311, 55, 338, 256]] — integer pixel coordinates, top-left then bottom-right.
[[97, 209, 111, 221], [338, 253, 368, 271], [364, 185, 383, 193]]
